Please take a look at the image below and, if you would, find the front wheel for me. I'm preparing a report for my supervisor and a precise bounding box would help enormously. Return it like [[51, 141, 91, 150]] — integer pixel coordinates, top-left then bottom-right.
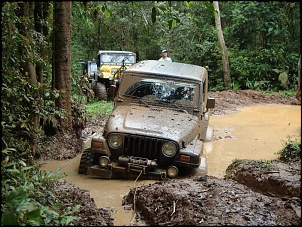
[[79, 149, 99, 174], [94, 82, 108, 101]]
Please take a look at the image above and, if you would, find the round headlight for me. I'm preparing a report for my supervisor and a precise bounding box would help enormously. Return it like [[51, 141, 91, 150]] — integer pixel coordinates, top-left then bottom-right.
[[162, 142, 177, 157], [167, 166, 178, 178], [99, 156, 110, 167], [111, 69, 116, 75], [108, 134, 122, 149]]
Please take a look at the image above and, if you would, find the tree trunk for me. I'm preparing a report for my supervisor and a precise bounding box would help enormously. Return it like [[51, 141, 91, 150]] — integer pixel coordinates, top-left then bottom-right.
[[213, 1, 231, 90], [53, 1, 72, 133], [34, 2, 50, 83], [16, 2, 40, 154], [98, 19, 102, 50], [34, 2, 43, 84]]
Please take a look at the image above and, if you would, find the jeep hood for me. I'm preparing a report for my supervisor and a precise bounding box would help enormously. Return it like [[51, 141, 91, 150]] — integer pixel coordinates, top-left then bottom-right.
[[101, 65, 123, 71], [104, 105, 200, 144]]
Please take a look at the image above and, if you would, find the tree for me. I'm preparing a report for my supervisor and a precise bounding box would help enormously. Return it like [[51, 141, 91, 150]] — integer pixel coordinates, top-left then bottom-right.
[[53, 1, 72, 132], [14, 2, 41, 154], [213, 1, 231, 90], [34, 2, 50, 84]]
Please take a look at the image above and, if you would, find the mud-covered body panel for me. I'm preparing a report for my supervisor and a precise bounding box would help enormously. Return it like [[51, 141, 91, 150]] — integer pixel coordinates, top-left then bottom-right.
[[126, 60, 207, 81], [104, 105, 200, 146]]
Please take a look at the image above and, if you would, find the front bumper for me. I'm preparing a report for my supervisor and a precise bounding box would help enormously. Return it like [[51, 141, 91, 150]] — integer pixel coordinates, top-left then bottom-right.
[[87, 161, 167, 180], [86, 153, 207, 180]]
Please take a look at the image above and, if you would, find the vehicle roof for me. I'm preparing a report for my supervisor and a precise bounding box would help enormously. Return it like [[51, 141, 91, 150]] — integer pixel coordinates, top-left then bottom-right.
[[125, 60, 208, 82], [98, 50, 136, 55]]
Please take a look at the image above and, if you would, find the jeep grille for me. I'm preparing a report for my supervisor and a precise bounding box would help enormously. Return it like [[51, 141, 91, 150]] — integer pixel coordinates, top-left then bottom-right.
[[123, 135, 176, 165]]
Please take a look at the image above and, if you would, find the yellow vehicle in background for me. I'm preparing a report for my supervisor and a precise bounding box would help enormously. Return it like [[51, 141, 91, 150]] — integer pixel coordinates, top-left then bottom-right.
[[82, 50, 136, 100]]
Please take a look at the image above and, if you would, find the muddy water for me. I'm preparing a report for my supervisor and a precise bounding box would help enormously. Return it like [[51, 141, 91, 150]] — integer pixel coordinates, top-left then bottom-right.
[[40, 152, 156, 226], [40, 104, 301, 226], [204, 104, 301, 178]]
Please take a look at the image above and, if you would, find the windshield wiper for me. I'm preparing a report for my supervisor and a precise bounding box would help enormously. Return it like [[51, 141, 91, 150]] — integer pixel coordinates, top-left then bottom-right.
[[158, 100, 188, 114], [138, 97, 151, 107], [123, 95, 151, 107]]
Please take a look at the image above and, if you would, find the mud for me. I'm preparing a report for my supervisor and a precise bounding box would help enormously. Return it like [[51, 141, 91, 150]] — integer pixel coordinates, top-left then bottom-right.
[[37, 90, 301, 226], [123, 174, 300, 226]]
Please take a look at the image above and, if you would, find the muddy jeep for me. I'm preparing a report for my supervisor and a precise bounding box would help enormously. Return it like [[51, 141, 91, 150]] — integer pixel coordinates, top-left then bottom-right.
[[84, 50, 136, 100], [79, 60, 215, 179]]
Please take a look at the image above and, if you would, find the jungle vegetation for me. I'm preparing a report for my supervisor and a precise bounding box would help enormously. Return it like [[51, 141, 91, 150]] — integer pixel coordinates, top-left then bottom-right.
[[1, 1, 300, 225]]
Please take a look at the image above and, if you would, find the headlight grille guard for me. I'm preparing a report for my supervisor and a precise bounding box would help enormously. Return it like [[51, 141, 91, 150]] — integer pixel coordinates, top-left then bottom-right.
[[108, 133, 179, 165]]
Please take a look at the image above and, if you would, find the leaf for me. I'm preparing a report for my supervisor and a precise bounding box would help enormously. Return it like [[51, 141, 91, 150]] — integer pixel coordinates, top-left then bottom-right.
[[2, 147, 17, 154], [22, 166, 34, 171], [26, 208, 41, 225], [64, 216, 81, 225], [272, 69, 280, 73], [19, 160, 27, 167], [5, 188, 27, 207], [172, 19, 177, 27], [1, 210, 19, 225], [278, 72, 288, 85], [7, 169, 21, 174], [72, 204, 82, 213], [16, 201, 38, 212], [104, 8, 111, 18]]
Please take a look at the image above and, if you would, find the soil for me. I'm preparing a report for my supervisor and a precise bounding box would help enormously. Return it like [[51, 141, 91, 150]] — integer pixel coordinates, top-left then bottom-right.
[[37, 89, 301, 226]]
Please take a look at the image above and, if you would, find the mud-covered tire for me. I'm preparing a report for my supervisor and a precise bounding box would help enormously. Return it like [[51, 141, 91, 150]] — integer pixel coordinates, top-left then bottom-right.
[[90, 80, 96, 90], [79, 148, 98, 174], [94, 82, 107, 101]]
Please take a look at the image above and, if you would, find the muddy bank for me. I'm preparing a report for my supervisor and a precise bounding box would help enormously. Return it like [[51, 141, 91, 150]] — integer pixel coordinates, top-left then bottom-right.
[[123, 158, 301, 226]]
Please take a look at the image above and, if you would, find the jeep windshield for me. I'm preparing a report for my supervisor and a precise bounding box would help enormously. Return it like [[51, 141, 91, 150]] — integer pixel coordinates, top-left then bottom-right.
[[100, 53, 136, 65], [119, 74, 200, 110]]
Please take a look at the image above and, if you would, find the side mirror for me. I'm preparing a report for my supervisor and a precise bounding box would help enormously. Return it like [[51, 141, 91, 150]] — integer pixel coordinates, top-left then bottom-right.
[[206, 98, 215, 109], [89, 62, 98, 73]]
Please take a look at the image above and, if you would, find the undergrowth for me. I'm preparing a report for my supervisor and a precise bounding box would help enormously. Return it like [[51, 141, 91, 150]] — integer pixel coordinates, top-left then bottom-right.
[[84, 100, 114, 121], [1, 146, 81, 226], [277, 136, 301, 162]]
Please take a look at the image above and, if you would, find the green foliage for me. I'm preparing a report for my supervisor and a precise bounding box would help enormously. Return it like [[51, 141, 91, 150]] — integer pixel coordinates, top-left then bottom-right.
[[227, 48, 299, 91], [2, 3, 82, 225], [1, 147, 81, 226], [230, 159, 278, 171], [210, 78, 225, 92], [231, 81, 241, 90], [261, 90, 295, 99], [70, 1, 299, 93], [1, 73, 64, 147], [277, 137, 301, 162], [272, 68, 290, 89], [2, 2, 64, 147], [85, 100, 114, 121]]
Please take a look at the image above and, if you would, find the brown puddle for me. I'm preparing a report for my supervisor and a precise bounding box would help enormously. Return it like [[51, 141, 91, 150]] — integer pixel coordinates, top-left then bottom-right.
[[204, 104, 301, 178], [39, 104, 301, 226], [40, 154, 155, 226]]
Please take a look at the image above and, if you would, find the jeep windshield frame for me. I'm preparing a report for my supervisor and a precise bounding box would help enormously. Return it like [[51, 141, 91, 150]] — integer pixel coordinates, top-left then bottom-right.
[[118, 73, 201, 113], [99, 52, 136, 65]]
